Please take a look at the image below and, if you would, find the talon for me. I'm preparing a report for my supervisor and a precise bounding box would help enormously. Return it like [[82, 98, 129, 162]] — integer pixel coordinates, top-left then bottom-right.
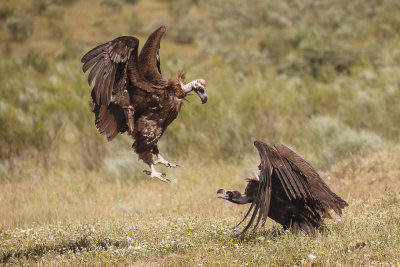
[[145, 165, 171, 182], [154, 154, 178, 168]]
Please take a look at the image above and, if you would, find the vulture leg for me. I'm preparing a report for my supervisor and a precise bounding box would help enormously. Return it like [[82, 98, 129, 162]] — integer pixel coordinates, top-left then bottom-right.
[[152, 146, 179, 168], [124, 106, 135, 135], [140, 151, 170, 182]]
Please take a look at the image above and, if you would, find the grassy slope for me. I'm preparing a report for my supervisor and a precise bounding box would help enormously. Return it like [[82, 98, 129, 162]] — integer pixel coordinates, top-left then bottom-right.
[[1, 0, 400, 265]]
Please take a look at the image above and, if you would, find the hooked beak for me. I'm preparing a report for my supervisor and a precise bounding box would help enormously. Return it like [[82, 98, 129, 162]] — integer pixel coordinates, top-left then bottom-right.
[[217, 189, 231, 200], [195, 89, 207, 104], [217, 189, 250, 204]]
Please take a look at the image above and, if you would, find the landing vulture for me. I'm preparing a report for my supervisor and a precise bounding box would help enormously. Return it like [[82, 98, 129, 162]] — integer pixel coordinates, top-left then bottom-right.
[[81, 26, 207, 182], [217, 141, 348, 234]]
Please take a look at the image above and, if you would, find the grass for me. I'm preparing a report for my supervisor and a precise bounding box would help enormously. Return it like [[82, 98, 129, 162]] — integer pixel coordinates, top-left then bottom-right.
[[1, 0, 400, 265], [1, 147, 400, 265]]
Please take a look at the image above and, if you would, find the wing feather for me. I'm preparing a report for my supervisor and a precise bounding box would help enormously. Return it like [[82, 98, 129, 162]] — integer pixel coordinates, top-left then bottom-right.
[[138, 26, 167, 86], [239, 141, 272, 233], [82, 36, 160, 106], [274, 143, 348, 215]]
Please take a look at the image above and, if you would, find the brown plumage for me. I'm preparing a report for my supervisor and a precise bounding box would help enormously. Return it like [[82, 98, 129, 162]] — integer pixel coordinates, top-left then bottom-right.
[[217, 141, 348, 234], [81, 26, 207, 182]]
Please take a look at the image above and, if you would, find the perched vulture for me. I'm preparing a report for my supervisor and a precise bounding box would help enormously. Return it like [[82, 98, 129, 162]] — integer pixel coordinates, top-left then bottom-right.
[[81, 26, 207, 182], [217, 141, 348, 234]]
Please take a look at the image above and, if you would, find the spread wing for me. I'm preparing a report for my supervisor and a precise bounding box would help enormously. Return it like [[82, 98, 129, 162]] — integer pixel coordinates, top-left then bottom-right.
[[90, 101, 127, 141], [81, 36, 160, 106], [138, 26, 167, 87], [238, 141, 273, 233], [239, 141, 319, 233], [274, 143, 348, 218]]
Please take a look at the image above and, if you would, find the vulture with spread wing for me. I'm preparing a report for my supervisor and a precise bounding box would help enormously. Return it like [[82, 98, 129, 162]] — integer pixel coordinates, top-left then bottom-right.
[[217, 141, 348, 234], [81, 26, 207, 182]]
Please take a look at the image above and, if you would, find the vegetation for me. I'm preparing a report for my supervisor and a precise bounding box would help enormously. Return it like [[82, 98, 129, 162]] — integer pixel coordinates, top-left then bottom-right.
[[0, 0, 399, 265]]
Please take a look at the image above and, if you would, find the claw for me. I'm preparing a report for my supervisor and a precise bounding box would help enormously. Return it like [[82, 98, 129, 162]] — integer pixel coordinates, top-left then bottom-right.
[[144, 165, 171, 182], [154, 154, 178, 168]]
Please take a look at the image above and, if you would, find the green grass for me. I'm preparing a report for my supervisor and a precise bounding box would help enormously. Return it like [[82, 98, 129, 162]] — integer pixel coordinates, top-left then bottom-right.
[[1, 0, 400, 265]]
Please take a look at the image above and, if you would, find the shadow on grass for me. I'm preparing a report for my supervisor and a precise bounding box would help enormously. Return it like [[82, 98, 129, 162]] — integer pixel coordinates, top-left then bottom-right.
[[1, 236, 125, 264]]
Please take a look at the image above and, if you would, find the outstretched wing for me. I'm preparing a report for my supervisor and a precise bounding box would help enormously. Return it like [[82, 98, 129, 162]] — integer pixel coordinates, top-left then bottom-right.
[[90, 101, 127, 141], [239, 141, 273, 233], [274, 143, 348, 217], [82, 36, 160, 106], [138, 26, 167, 86], [239, 141, 316, 233]]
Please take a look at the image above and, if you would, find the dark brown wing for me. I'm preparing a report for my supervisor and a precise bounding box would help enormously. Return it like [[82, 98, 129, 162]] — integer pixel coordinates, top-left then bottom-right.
[[90, 101, 127, 141], [238, 141, 273, 233], [239, 141, 317, 233], [138, 26, 167, 86], [274, 143, 348, 217], [82, 36, 160, 106]]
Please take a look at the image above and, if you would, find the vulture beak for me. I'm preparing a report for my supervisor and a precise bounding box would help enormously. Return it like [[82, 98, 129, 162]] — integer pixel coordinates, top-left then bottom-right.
[[195, 87, 207, 104], [217, 189, 232, 200], [217, 189, 250, 204]]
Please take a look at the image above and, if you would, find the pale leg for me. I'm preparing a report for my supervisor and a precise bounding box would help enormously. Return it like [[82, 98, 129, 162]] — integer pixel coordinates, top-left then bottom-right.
[[154, 153, 179, 168], [143, 164, 170, 182]]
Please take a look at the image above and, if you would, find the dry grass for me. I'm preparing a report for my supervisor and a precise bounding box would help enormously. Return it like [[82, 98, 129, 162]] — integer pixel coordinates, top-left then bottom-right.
[[1, 146, 400, 265]]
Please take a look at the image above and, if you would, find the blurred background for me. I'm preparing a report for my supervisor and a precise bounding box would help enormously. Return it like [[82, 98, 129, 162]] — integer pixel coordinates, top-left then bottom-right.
[[2, 0, 399, 182], [1, 0, 400, 265]]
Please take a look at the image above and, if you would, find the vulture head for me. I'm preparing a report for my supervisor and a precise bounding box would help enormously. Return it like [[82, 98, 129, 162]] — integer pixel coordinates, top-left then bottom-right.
[[183, 78, 207, 104], [217, 172, 259, 204]]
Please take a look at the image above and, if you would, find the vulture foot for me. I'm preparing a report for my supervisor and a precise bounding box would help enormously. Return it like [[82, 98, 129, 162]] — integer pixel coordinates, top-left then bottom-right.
[[143, 167, 170, 182], [154, 154, 179, 168]]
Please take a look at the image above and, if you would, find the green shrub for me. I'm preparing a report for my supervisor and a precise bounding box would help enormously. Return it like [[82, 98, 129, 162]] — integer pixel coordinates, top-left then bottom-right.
[[124, 0, 139, 4], [43, 4, 64, 20], [25, 47, 49, 73], [309, 115, 382, 165], [6, 16, 33, 42], [0, 4, 14, 21], [100, 0, 122, 11], [31, 0, 48, 15], [51, 0, 78, 6]]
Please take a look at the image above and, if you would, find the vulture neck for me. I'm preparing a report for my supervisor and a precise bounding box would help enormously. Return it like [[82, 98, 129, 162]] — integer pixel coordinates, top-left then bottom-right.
[[230, 195, 250, 204], [182, 80, 196, 95]]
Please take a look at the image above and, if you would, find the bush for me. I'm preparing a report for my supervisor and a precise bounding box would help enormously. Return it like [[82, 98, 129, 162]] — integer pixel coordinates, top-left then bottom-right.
[[51, 0, 78, 6], [6, 16, 33, 42], [124, 0, 139, 4], [309, 116, 382, 165], [31, 0, 48, 15], [0, 4, 14, 21], [43, 4, 64, 20], [25, 47, 49, 73], [100, 0, 122, 11]]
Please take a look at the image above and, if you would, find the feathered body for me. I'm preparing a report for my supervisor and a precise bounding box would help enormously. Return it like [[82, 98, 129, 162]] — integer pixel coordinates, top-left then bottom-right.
[[218, 141, 348, 234], [82, 26, 207, 181]]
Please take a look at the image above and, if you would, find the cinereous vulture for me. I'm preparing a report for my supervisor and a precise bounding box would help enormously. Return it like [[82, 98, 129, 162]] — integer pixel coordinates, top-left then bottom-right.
[[81, 26, 207, 182], [217, 141, 348, 234]]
